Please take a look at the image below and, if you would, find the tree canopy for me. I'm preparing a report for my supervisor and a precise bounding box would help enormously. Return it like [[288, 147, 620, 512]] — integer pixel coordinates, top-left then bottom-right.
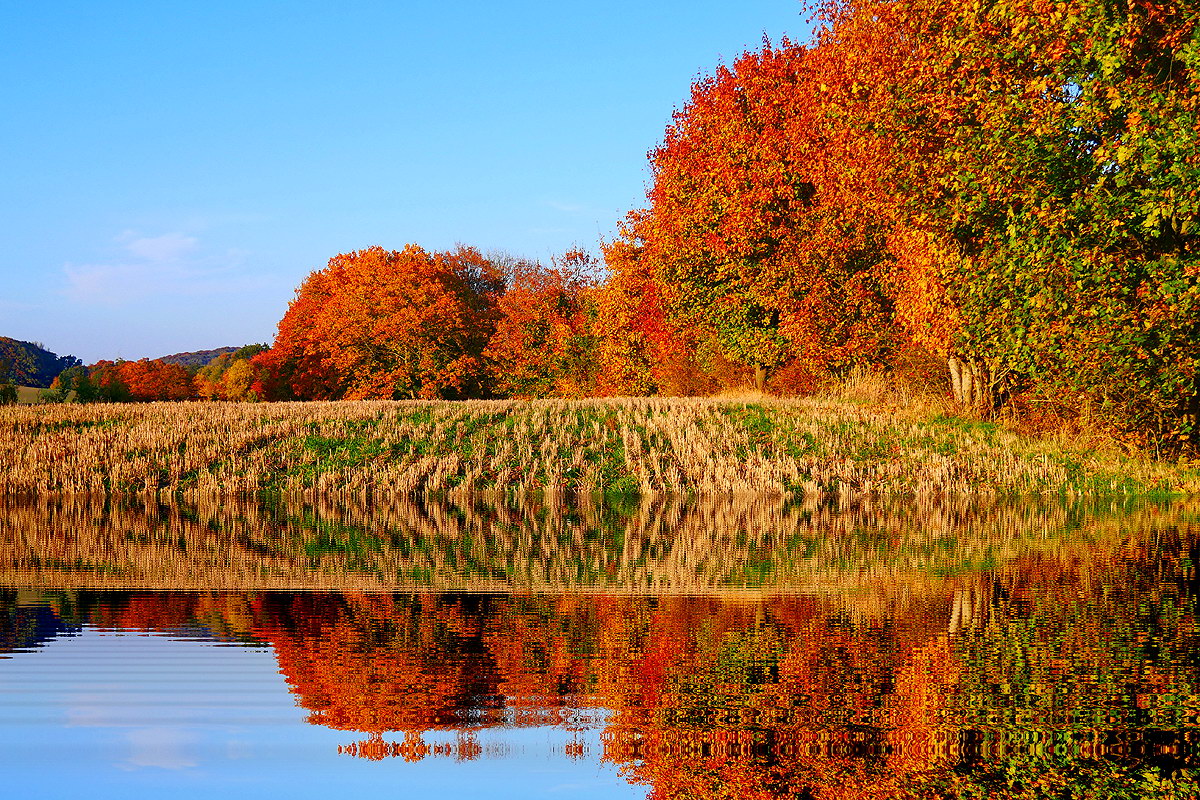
[[263, 245, 505, 400]]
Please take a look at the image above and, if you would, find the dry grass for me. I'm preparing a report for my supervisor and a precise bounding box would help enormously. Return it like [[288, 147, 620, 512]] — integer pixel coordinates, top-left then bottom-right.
[[0, 493, 1189, 593], [1, 395, 1196, 498]]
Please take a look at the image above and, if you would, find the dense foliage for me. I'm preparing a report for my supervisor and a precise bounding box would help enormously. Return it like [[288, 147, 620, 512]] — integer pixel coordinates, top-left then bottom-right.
[[590, 0, 1197, 444], [814, 0, 1200, 441], [54, 359, 196, 402], [194, 344, 269, 401], [260, 245, 505, 400], [484, 249, 598, 398], [43, 345, 267, 403], [0, 337, 80, 389]]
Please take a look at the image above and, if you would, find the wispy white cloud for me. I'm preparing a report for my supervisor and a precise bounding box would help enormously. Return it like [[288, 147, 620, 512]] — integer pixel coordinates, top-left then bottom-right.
[[116, 231, 198, 262], [63, 230, 268, 306], [123, 727, 198, 771]]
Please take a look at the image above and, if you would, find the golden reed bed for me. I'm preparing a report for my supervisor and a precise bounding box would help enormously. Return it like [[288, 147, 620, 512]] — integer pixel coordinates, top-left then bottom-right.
[[2, 397, 1194, 497]]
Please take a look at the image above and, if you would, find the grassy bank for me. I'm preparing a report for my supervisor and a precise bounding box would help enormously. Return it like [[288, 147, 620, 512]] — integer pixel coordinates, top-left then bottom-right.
[[2, 393, 1196, 497]]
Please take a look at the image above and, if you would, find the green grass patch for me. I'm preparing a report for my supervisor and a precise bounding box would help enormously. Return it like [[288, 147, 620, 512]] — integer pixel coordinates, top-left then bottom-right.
[[929, 413, 1000, 437], [27, 418, 124, 435], [593, 424, 639, 495], [300, 434, 391, 467]]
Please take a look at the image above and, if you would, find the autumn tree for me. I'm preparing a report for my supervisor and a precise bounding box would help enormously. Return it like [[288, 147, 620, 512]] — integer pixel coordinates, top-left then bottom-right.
[[933, 0, 1200, 438], [254, 289, 340, 400], [631, 40, 896, 392], [815, 0, 1200, 438], [485, 249, 598, 398], [594, 212, 727, 395], [62, 359, 195, 402], [264, 245, 505, 400], [85, 361, 131, 402], [219, 358, 256, 400], [194, 344, 268, 401], [116, 359, 196, 401]]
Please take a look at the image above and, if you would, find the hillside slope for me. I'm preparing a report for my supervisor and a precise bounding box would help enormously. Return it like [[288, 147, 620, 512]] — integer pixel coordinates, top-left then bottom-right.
[[156, 347, 239, 370], [0, 337, 80, 388]]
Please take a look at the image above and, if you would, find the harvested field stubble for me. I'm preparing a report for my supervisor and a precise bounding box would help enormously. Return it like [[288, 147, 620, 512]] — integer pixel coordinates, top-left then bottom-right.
[[1, 397, 1195, 497]]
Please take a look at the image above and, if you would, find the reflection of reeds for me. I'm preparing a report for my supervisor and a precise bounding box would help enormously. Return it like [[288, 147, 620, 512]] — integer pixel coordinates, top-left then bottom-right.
[[0, 494, 1194, 595], [2, 398, 1193, 497]]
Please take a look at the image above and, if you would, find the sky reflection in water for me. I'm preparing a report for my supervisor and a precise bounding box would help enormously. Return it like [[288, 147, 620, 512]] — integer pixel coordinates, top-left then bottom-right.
[[1, 495, 1199, 799]]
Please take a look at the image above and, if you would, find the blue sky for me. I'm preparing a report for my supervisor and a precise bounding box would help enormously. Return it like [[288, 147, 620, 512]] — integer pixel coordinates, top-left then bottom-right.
[[1, 628, 645, 800], [1, 1, 812, 364]]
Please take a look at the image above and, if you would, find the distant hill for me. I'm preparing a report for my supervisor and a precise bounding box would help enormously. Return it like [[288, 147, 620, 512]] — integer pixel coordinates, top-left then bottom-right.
[[158, 344, 268, 370], [157, 347, 240, 369], [0, 337, 81, 388]]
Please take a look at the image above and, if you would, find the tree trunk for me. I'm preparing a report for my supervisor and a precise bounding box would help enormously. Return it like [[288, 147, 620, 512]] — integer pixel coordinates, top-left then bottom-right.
[[966, 358, 988, 412], [948, 355, 992, 413], [948, 356, 966, 405], [753, 364, 768, 393]]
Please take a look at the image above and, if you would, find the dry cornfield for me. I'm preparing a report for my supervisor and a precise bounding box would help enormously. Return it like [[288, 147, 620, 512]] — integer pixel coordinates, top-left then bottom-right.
[[0, 397, 1192, 497], [1, 397, 1197, 498]]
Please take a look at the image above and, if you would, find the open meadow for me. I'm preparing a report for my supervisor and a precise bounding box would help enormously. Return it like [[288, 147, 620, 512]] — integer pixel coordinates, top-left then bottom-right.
[[3, 393, 1196, 498]]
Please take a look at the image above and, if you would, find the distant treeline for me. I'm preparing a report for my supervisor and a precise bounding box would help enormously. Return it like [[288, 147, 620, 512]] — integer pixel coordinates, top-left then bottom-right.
[[0, 339, 255, 402], [46, 344, 268, 403], [158, 346, 240, 370]]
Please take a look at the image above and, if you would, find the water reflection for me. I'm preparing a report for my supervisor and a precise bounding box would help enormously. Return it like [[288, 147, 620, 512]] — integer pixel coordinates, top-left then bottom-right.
[[0, 589, 80, 656], [2, 496, 1199, 798], [1, 494, 1193, 592]]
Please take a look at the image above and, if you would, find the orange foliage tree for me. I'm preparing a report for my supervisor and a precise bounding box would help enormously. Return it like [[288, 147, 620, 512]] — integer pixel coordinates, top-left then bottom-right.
[[120, 359, 196, 401], [813, 0, 1200, 430], [594, 212, 729, 395], [262, 245, 505, 400], [629, 40, 897, 392], [82, 359, 195, 402], [484, 249, 598, 398]]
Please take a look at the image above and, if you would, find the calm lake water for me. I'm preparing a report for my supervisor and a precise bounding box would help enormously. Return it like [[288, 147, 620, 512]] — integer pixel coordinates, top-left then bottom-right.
[[2, 495, 1199, 798]]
